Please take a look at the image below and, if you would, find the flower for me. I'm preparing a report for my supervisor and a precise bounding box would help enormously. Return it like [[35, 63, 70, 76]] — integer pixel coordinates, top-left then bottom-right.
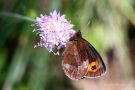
[[34, 10, 76, 55]]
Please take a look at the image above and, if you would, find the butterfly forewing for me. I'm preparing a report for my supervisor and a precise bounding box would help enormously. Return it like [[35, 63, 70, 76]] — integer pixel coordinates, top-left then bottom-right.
[[83, 38, 106, 78]]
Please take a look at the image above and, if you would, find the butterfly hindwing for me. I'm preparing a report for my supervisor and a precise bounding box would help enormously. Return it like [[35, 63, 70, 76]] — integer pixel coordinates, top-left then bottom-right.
[[62, 38, 89, 80]]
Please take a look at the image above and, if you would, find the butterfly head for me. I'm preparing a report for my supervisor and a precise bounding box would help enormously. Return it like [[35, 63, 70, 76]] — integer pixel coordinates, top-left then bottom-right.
[[69, 30, 82, 41]]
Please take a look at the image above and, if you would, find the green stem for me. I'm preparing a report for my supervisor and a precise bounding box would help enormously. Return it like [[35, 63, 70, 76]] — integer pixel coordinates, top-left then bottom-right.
[[0, 12, 35, 22]]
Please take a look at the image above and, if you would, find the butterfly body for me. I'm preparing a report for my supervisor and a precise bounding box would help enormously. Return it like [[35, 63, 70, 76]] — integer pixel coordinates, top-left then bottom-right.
[[62, 31, 106, 80]]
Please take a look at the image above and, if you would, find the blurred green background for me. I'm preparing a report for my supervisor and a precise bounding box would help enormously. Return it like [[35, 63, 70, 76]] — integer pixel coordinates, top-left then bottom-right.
[[0, 0, 135, 90]]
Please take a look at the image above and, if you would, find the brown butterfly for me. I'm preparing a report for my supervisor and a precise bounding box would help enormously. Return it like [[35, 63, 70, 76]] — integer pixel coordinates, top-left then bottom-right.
[[62, 30, 106, 80]]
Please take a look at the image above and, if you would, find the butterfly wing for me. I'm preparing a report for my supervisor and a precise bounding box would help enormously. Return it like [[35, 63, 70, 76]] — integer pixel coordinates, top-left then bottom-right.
[[62, 31, 106, 80], [62, 40, 89, 80], [83, 38, 106, 78]]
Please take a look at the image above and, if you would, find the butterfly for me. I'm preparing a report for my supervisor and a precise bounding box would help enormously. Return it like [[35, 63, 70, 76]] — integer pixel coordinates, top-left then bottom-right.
[[62, 30, 106, 80]]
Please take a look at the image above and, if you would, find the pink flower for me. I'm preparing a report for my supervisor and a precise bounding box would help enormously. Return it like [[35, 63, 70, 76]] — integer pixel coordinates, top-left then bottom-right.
[[34, 10, 76, 55]]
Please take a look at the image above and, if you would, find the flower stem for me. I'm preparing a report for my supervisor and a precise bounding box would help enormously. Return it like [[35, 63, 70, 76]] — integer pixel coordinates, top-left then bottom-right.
[[0, 12, 35, 22]]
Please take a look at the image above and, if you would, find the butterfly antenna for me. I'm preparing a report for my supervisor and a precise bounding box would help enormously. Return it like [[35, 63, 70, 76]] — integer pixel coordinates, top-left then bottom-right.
[[81, 20, 91, 33]]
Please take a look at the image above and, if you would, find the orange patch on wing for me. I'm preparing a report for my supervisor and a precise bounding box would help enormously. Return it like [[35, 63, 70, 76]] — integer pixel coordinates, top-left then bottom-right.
[[87, 61, 99, 72]]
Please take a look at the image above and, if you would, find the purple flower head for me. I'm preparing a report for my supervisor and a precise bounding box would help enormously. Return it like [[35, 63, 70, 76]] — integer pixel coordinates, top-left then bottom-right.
[[34, 10, 76, 55]]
